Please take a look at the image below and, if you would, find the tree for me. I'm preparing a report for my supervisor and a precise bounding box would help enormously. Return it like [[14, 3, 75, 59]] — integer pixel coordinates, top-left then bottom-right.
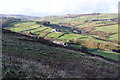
[[99, 42, 107, 50], [81, 46, 88, 52], [36, 21, 50, 25]]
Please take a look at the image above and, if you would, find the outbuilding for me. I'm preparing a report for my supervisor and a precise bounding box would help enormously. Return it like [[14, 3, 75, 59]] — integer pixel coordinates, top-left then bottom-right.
[[53, 40, 68, 46]]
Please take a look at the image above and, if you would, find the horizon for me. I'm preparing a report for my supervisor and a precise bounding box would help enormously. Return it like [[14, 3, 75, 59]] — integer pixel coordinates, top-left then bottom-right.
[[0, 0, 119, 17], [0, 13, 118, 18]]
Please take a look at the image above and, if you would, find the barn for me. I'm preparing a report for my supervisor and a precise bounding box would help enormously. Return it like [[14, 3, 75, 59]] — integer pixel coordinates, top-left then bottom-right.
[[53, 40, 68, 46]]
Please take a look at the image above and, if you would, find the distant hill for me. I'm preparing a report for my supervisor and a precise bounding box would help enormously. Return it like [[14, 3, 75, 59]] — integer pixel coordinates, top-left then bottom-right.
[[0, 14, 41, 20]]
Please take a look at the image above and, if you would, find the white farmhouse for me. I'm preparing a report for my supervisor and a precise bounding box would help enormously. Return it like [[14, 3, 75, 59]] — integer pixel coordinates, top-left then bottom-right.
[[51, 29, 57, 32], [53, 40, 68, 46]]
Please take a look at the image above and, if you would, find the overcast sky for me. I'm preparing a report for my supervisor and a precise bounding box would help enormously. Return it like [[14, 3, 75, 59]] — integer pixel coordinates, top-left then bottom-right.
[[0, 0, 119, 17]]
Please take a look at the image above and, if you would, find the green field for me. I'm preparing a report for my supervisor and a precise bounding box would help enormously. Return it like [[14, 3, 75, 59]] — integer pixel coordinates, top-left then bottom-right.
[[95, 25, 118, 33], [31, 27, 48, 33], [2, 13, 120, 78], [47, 32, 64, 38], [68, 43, 119, 61], [5, 21, 40, 32], [91, 50, 119, 61], [35, 32, 48, 37], [109, 34, 119, 41], [59, 34, 84, 40], [44, 13, 117, 27], [3, 13, 119, 62]]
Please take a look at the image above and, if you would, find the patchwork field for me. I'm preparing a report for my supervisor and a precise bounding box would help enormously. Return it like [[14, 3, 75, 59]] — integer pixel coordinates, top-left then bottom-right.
[[95, 25, 118, 33], [59, 34, 84, 40], [47, 32, 64, 38], [3, 13, 120, 62]]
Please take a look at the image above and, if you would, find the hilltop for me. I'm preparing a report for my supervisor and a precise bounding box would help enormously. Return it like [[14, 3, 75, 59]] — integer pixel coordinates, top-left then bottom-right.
[[0, 14, 41, 20]]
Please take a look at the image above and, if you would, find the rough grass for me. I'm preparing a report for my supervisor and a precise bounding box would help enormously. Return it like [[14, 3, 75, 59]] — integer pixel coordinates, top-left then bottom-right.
[[3, 13, 119, 63], [79, 36, 107, 43], [109, 34, 118, 41], [31, 27, 48, 33], [34, 32, 48, 37], [46, 13, 117, 27], [59, 34, 84, 40], [2, 31, 119, 78], [2, 32, 84, 61], [6, 22, 40, 32], [91, 50, 119, 61], [43, 28, 52, 32], [95, 25, 118, 33]]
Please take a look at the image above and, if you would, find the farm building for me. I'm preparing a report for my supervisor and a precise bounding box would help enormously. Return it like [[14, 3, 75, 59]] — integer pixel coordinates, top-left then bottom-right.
[[91, 19, 100, 21], [51, 29, 57, 32], [84, 20, 89, 23], [104, 19, 117, 21], [51, 29, 60, 32], [53, 40, 68, 46]]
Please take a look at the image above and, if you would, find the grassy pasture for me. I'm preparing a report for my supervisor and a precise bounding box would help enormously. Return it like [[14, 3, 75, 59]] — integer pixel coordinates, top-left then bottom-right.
[[31, 27, 48, 33], [43, 28, 52, 32], [68, 44, 119, 61], [97, 13, 117, 19], [95, 25, 118, 33], [34, 32, 48, 37], [49, 13, 117, 25], [6, 21, 40, 32], [92, 50, 119, 61], [109, 34, 119, 41], [59, 33, 85, 40], [76, 20, 116, 28], [3, 13, 119, 59], [47, 32, 64, 38]]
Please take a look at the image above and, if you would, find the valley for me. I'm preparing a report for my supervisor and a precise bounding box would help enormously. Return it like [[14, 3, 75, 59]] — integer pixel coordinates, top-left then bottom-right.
[[1, 13, 120, 78]]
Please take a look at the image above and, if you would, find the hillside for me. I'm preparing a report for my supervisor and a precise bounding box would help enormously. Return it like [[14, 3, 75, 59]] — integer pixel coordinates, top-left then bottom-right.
[[0, 14, 41, 20], [4, 13, 120, 61], [2, 29, 119, 78]]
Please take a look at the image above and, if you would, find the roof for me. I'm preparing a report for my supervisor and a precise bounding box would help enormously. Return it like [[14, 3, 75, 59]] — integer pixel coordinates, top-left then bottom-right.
[[53, 40, 65, 44]]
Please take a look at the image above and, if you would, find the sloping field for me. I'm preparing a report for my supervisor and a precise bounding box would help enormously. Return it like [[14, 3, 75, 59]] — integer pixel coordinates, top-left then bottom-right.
[[95, 25, 118, 33], [3, 13, 119, 63], [47, 32, 64, 38], [5, 21, 40, 32], [59, 33, 85, 40], [2, 30, 119, 78], [109, 34, 119, 41]]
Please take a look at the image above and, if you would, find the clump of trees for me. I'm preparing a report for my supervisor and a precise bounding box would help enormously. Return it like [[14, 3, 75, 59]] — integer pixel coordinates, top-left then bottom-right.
[[67, 39, 119, 51], [89, 30, 109, 37], [2, 17, 21, 28], [36, 21, 50, 25]]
